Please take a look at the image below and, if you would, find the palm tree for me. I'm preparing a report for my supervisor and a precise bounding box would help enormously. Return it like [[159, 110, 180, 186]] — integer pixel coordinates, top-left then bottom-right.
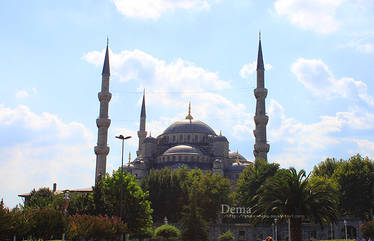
[[251, 168, 338, 241]]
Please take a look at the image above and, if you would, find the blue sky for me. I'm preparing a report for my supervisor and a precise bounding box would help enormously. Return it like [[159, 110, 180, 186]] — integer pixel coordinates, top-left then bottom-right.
[[1, 0, 374, 208]]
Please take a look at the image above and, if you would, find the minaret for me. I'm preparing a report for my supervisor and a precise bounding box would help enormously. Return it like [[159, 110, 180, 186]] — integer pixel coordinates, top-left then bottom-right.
[[94, 40, 112, 182], [253, 33, 270, 161], [137, 90, 147, 156]]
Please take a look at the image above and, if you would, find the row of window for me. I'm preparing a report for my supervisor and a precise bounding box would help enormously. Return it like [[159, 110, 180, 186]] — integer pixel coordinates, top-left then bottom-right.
[[157, 155, 209, 163]]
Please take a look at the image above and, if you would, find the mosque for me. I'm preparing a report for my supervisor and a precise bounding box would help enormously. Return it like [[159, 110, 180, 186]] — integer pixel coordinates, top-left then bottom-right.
[[94, 36, 270, 183]]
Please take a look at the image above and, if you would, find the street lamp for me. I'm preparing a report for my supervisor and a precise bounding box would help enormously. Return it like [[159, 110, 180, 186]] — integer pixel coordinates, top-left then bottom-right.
[[115, 135, 131, 241], [344, 219, 348, 240], [274, 218, 278, 241]]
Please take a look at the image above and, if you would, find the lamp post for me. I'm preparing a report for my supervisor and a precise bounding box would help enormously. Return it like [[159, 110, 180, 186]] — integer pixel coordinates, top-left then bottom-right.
[[62, 192, 70, 241], [344, 219, 347, 240], [116, 135, 131, 241], [274, 218, 278, 241]]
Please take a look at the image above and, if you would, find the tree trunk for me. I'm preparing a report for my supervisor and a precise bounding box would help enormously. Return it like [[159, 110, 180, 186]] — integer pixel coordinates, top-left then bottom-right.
[[290, 217, 302, 241]]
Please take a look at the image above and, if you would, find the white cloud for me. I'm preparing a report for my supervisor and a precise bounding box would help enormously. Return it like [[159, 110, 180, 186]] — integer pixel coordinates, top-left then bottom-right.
[[83, 48, 251, 142], [239, 61, 272, 79], [267, 99, 374, 169], [291, 58, 374, 105], [112, 0, 217, 19], [0, 104, 95, 208], [274, 0, 343, 34], [15, 90, 29, 99], [338, 39, 374, 54]]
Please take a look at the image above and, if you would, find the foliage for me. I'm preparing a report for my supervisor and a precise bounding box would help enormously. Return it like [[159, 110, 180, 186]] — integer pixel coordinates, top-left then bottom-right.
[[180, 185, 209, 241], [27, 206, 67, 240], [25, 187, 54, 208], [0, 199, 13, 240], [141, 167, 188, 222], [312, 158, 342, 177], [93, 168, 153, 239], [154, 224, 181, 241], [218, 230, 234, 241], [332, 154, 374, 220], [360, 221, 374, 240], [234, 158, 279, 207], [66, 214, 127, 241], [252, 168, 338, 241], [142, 167, 232, 223]]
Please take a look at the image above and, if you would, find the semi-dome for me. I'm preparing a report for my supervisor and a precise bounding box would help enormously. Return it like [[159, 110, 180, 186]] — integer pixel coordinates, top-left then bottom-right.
[[163, 145, 203, 155], [143, 136, 157, 143], [229, 152, 247, 161], [163, 120, 216, 135]]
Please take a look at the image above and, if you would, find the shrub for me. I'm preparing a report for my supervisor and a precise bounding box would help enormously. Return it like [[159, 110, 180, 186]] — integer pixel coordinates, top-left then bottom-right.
[[67, 214, 127, 241], [154, 224, 181, 241], [360, 221, 374, 240], [218, 230, 234, 241]]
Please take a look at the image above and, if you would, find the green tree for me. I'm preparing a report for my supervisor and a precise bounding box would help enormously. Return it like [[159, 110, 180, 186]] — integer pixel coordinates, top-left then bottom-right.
[[234, 158, 279, 207], [312, 158, 342, 177], [332, 154, 374, 220], [180, 186, 209, 241], [193, 171, 232, 222], [154, 223, 181, 241], [252, 168, 338, 241], [218, 230, 234, 241], [94, 169, 153, 239], [25, 187, 54, 208], [0, 200, 13, 240], [141, 167, 187, 222], [27, 206, 67, 240]]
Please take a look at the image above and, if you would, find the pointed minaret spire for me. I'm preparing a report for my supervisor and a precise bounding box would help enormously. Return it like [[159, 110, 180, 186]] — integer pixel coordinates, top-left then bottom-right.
[[253, 33, 270, 161], [256, 32, 264, 71], [137, 90, 147, 157], [102, 39, 110, 75], [95, 39, 112, 183], [185, 102, 193, 121]]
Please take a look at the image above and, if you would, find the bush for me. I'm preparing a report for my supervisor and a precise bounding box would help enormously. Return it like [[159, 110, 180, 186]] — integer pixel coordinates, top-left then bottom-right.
[[67, 214, 127, 241], [360, 221, 374, 240], [218, 230, 234, 241], [154, 224, 181, 241]]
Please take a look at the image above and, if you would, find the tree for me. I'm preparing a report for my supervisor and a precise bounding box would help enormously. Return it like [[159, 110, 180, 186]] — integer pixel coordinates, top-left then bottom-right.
[[234, 158, 279, 207], [312, 158, 342, 177], [0, 200, 13, 240], [332, 154, 374, 220], [141, 167, 187, 222], [193, 171, 232, 222], [25, 187, 54, 208], [154, 223, 181, 241], [94, 168, 153, 239], [252, 168, 338, 241], [218, 230, 234, 241], [180, 185, 209, 241]]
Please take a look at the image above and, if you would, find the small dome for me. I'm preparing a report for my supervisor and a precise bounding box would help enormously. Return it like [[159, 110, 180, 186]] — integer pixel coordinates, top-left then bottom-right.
[[214, 135, 228, 142], [143, 136, 156, 143], [163, 145, 202, 155], [163, 120, 216, 135], [229, 152, 247, 161]]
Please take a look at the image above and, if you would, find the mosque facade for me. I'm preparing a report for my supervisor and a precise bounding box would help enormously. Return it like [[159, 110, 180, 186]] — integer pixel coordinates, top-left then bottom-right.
[[94, 36, 269, 183]]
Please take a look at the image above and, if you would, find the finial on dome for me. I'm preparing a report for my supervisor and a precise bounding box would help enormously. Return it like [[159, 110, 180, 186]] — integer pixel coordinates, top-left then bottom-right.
[[149, 132, 152, 137], [128, 152, 131, 164], [185, 102, 193, 121], [236, 151, 239, 162], [219, 130, 222, 136]]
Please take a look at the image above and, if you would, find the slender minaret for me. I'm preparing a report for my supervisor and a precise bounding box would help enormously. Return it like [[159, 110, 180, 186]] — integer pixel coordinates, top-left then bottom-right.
[[253, 33, 270, 161], [94, 40, 112, 182], [137, 90, 147, 156]]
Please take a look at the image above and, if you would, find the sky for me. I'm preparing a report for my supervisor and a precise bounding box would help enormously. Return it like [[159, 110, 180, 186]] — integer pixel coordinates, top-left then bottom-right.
[[1, 0, 374, 208]]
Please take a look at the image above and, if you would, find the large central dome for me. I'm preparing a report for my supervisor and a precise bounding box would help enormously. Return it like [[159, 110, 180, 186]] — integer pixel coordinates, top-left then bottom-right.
[[163, 120, 216, 135]]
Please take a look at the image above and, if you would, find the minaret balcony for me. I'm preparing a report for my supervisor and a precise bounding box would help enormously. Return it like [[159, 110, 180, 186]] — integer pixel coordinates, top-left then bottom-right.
[[98, 92, 112, 102], [96, 118, 111, 128], [254, 88, 268, 98], [254, 143, 270, 153], [254, 115, 269, 124], [94, 146, 110, 155]]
